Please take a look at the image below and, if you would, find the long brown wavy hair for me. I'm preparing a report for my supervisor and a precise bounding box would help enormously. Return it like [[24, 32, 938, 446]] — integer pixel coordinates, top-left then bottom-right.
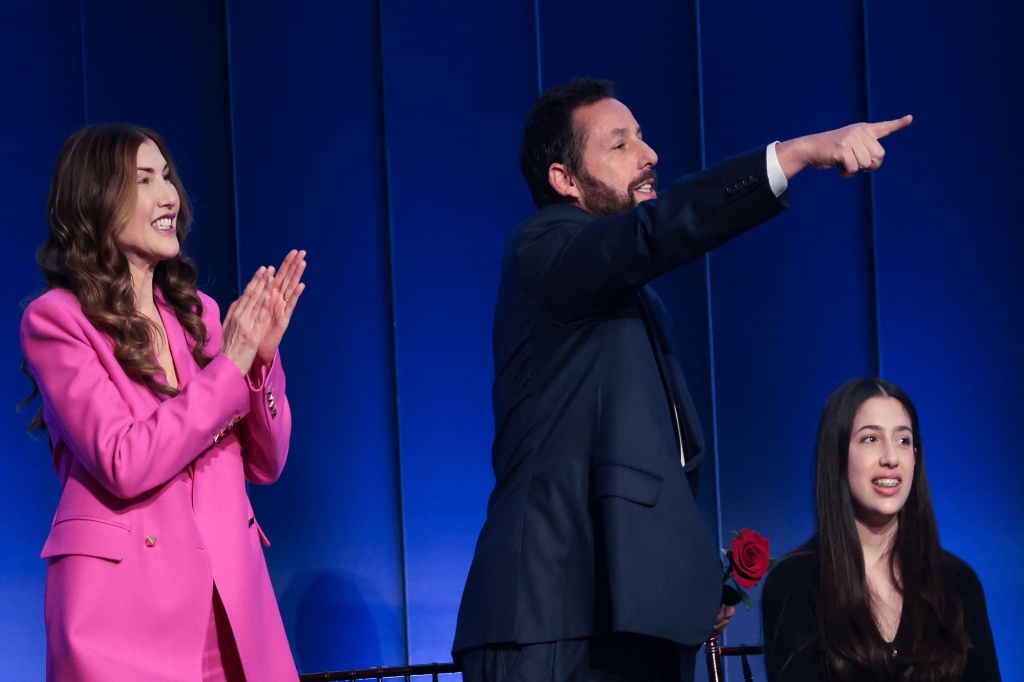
[[23, 124, 213, 435], [815, 378, 969, 681]]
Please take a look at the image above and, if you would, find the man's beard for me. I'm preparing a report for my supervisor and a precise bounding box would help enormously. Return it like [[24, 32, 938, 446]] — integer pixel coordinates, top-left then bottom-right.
[[577, 168, 658, 218]]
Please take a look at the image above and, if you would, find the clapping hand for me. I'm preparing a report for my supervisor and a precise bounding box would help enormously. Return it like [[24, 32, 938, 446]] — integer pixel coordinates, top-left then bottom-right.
[[221, 267, 274, 376], [257, 249, 307, 367]]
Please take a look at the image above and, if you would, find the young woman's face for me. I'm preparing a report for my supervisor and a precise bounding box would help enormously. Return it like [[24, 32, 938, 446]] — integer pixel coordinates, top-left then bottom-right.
[[116, 139, 180, 281], [847, 396, 916, 530]]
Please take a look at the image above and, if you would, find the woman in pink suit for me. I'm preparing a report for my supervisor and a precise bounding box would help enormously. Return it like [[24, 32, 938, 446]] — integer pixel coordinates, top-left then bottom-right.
[[20, 124, 306, 682]]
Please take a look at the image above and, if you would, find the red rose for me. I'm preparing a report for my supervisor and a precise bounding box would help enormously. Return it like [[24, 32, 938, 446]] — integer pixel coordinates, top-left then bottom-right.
[[729, 528, 770, 589]]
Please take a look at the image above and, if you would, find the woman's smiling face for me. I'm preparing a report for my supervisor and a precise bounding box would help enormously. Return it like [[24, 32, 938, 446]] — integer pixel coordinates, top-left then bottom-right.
[[847, 395, 916, 531], [115, 139, 180, 283]]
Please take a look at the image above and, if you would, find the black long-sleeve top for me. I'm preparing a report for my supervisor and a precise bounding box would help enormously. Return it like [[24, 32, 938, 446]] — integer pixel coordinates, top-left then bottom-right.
[[761, 539, 1000, 681]]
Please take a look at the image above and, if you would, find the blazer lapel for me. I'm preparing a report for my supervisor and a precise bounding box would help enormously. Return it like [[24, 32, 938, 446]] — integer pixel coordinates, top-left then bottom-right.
[[634, 287, 705, 472]]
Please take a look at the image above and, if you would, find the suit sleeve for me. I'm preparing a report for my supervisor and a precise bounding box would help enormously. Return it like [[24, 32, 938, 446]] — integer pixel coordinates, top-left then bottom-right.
[[516, 147, 788, 324], [761, 556, 823, 682], [238, 351, 291, 484], [21, 292, 251, 499]]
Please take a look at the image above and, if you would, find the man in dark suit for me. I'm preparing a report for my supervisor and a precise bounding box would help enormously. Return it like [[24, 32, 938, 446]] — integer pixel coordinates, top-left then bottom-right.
[[453, 78, 910, 681]]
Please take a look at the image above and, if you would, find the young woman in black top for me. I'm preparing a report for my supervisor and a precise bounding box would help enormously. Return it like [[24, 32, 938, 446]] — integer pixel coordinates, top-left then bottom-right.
[[761, 378, 1000, 681]]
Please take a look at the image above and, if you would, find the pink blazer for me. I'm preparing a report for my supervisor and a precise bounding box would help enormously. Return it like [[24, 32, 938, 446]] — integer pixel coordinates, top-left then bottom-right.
[[21, 288, 299, 682]]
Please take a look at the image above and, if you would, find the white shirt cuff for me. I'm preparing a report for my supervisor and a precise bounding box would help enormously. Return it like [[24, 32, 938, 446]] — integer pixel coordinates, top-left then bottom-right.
[[766, 142, 788, 197]]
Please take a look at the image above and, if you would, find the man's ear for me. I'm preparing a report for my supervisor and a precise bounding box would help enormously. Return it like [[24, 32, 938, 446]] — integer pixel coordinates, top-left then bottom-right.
[[548, 163, 581, 201]]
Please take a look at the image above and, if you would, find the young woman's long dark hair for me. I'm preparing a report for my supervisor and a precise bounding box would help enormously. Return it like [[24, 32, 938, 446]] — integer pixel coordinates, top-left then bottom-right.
[[23, 124, 213, 435], [815, 378, 969, 681]]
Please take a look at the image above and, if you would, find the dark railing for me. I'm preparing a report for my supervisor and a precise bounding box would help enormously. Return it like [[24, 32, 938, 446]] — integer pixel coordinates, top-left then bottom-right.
[[299, 662, 461, 682], [301, 638, 763, 682], [705, 635, 762, 682]]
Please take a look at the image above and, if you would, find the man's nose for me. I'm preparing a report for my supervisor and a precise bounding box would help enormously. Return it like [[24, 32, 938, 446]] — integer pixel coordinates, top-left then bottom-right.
[[639, 139, 658, 168]]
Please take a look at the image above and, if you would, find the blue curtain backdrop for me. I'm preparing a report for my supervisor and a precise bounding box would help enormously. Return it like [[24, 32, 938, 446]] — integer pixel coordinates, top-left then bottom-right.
[[1, 1, 1020, 680]]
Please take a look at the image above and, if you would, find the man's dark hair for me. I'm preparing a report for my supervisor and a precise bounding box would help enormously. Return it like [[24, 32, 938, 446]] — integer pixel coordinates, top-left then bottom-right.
[[519, 78, 615, 208]]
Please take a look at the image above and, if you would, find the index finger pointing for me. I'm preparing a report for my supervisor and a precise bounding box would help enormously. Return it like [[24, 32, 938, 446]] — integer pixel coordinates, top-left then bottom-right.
[[871, 114, 913, 139]]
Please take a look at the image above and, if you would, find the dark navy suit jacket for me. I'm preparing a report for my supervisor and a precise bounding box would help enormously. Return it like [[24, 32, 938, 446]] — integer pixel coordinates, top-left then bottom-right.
[[454, 148, 788, 654]]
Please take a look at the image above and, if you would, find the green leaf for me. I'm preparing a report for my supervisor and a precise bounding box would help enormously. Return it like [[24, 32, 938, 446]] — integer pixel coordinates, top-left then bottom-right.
[[722, 584, 742, 607], [733, 583, 753, 611]]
